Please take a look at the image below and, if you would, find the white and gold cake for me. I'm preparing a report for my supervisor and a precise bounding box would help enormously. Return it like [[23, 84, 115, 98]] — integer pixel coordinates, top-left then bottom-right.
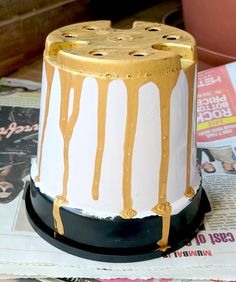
[[27, 21, 210, 261]]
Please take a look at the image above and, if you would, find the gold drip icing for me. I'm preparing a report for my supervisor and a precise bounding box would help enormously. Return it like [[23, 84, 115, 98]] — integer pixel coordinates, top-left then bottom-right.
[[92, 80, 109, 200], [151, 70, 180, 249], [153, 202, 172, 251], [183, 61, 196, 198], [119, 81, 139, 219], [53, 195, 68, 235], [53, 68, 84, 235], [35, 61, 55, 181]]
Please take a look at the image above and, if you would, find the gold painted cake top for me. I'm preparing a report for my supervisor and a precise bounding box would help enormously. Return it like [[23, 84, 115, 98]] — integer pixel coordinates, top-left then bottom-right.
[[45, 20, 196, 77]]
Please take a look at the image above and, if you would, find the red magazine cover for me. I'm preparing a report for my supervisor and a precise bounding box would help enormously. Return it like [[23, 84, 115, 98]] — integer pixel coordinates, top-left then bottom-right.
[[197, 62, 236, 147], [196, 62, 236, 175]]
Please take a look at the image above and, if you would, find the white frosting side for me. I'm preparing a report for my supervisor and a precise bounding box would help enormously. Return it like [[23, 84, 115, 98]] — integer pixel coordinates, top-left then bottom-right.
[[132, 82, 161, 213], [39, 68, 64, 197], [190, 65, 201, 189], [33, 66, 200, 219], [167, 70, 188, 202], [36, 62, 46, 159], [97, 80, 127, 213], [67, 77, 98, 208]]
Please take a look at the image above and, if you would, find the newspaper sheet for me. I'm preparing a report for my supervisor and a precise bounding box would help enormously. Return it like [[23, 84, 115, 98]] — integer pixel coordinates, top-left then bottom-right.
[[197, 62, 236, 177], [0, 74, 236, 281]]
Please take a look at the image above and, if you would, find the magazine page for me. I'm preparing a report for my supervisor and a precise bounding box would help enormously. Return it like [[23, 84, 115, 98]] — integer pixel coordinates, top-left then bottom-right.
[[0, 106, 39, 203], [0, 78, 236, 280], [196, 62, 236, 180], [197, 62, 236, 149], [0, 77, 40, 208]]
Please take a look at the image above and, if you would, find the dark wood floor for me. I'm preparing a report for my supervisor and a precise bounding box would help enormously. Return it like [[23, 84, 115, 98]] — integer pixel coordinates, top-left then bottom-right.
[[8, 0, 181, 82]]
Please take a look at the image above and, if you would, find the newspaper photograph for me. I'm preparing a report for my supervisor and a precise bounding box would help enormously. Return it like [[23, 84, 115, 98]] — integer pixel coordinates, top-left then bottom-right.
[[0, 71, 236, 280]]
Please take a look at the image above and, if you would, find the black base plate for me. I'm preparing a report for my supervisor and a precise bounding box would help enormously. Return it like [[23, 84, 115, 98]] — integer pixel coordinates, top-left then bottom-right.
[[25, 181, 211, 262]]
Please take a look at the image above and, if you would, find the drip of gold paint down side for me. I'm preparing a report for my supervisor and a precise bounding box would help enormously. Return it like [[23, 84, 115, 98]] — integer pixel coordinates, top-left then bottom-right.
[[183, 63, 196, 198], [119, 81, 139, 219], [53, 69, 84, 235], [152, 71, 180, 250], [92, 80, 109, 200], [35, 61, 55, 181]]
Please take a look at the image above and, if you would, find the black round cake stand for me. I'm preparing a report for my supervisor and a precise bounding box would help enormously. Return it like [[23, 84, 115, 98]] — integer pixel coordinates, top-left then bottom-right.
[[25, 180, 211, 263]]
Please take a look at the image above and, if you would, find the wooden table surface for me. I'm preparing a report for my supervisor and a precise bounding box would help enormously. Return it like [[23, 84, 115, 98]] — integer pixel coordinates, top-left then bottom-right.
[[7, 0, 181, 83], [8, 56, 43, 82]]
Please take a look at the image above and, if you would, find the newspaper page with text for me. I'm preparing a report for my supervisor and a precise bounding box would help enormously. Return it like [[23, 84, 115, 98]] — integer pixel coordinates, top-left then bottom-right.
[[0, 74, 236, 280], [197, 62, 236, 177], [197, 62, 236, 199]]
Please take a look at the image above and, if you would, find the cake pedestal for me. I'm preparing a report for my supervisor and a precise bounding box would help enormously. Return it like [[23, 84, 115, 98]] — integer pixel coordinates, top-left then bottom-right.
[[25, 180, 211, 262]]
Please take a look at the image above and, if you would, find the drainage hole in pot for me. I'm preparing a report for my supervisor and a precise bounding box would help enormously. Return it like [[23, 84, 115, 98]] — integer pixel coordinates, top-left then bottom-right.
[[129, 51, 149, 56], [82, 26, 96, 30], [62, 33, 77, 38], [89, 50, 107, 56], [145, 26, 160, 32], [163, 34, 181, 40]]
